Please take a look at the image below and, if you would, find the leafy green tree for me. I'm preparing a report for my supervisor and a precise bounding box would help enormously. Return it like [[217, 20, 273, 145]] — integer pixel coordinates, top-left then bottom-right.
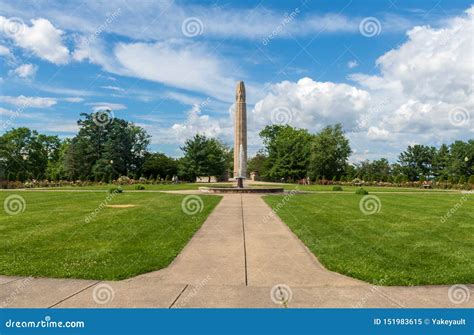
[[178, 134, 227, 182], [64, 112, 150, 180], [260, 125, 312, 181], [248, 151, 267, 177], [0, 128, 61, 181], [225, 147, 234, 178], [355, 158, 391, 181], [448, 140, 473, 178], [468, 175, 474, 184], [46, 139, 70, 180], [308, 124, 351, 180], [398, 144, 436, 181], [142, 153, 178, 180], [432, 144, 450, 180]]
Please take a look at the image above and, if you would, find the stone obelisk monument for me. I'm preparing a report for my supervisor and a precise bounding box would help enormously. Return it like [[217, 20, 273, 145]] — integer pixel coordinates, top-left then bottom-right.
[[233, 81, 247, 185]]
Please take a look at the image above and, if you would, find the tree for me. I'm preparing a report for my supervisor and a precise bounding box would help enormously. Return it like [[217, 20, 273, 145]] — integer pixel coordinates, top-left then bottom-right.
[[398, 144, 436, 181], [0, 128, 61, 181], [433, 144, 450, 180], [179, 134, 227, 182], [46, 139, 70, 181], [64, 112, 150, 180], [308, 124, 351, 180], [248, 151, 267, 177], [354, 159, 390, 181], [259, 125, 312, 181], [142, 153, 178, 180], [448, 140, 473, 178]]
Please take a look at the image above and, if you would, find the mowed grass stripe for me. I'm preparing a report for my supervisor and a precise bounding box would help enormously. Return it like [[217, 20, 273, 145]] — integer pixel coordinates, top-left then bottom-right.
[[264, 193, 473, 285], [0, 192, 221, 280]]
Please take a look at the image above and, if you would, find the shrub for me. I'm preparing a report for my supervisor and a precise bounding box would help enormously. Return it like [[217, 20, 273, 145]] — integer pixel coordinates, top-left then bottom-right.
[[352, 178, 363, 186], [469, 175, 474, 185], [108, 187, 123, 194], [332, 186, 343, 191], [355, 187, 369, 195], [116, 176, 131, 185], [135, 184, 145, 190]]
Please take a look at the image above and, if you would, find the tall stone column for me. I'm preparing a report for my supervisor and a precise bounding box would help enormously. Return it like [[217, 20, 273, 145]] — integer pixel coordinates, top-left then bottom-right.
[[234, 81, 247, 178]]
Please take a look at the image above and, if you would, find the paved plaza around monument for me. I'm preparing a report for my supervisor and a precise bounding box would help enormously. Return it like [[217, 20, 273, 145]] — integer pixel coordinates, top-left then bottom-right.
[[1, 192, 471, 308]]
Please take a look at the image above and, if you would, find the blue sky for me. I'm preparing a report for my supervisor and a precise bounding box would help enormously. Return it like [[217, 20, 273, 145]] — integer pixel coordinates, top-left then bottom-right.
[[0, 0, 472, 161]]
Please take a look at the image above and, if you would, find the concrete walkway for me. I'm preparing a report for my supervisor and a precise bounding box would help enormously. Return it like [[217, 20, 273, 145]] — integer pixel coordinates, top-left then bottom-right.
[[1, 194, 472, 308]]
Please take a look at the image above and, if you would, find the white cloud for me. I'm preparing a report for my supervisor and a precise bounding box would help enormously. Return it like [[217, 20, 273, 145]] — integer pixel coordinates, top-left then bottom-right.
[[251, 77, 371, 131], [0, 1, 414, 42], [171, 104, 226, 143], [86, 102, 127, 112], [0, 95, 57, 108], [0, 16, 69, 64], [100, 85, 124, 92], [367, 126, 390, 140], [112, 41, 236, 101], [64, 97, 84, 103], [347, 60, 359, 69], [12, 63, 37, 78], [0, 44, 10, 56], [350, 6, 473, 145], [36, 85, 95, 97]]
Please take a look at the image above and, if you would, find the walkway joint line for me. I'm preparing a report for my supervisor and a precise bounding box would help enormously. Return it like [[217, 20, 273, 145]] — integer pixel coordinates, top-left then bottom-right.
[[240, 195, 248, 286], [48, 280, 101, 308], [169, 284, 189, 308]]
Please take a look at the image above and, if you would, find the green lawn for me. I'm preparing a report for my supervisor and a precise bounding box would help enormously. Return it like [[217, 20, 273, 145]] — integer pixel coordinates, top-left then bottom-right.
[[275, 184, 460, 193], [29, 182, 463, 193], [0, 191, 221, 280], [264, 193, 473, 285]]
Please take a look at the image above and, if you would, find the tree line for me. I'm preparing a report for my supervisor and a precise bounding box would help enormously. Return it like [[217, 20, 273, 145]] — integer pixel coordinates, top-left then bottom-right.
[[250, 124, 473, 184], [0, 112, 232, 183], [0, 112, 472, 185]]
